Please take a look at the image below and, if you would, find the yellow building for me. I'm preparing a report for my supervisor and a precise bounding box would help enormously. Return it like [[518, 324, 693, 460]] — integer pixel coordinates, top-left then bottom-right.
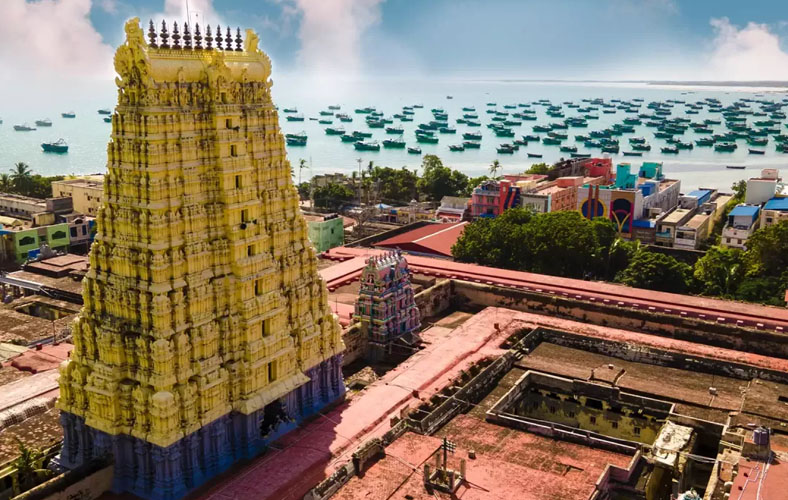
[[57, 19, 344, 500], [50, 176, 105, 216]]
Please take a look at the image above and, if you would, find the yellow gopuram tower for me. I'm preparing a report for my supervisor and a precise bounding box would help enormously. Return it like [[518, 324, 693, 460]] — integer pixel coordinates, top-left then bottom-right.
[[56, 18, 345, 500]]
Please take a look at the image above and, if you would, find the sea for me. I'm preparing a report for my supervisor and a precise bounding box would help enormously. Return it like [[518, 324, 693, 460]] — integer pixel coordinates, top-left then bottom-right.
[[1, 78, 787, 192]]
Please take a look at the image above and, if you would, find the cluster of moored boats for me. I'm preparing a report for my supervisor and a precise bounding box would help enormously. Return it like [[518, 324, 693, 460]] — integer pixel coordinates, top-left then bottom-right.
[[7, 109, 114, 154], [281, 95, 788, 159]]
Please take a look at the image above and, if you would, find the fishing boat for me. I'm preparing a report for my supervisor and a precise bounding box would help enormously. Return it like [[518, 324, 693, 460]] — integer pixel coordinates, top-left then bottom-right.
[[439, 127, 457, 134], [715, 142, 737, 152], [661, 145, 679, 154], [463, 141, 481, 149], [543, 137, 562, 145], [527, 153, 543, 158], [286, 114, 305, 122], [325, 126, 345, 135], [318, 119, 333, 125], [417, 134, 439, 144], [385, 126, 404, 134], [726, 165, 746, 169], [354, 140, 380, 151], [407, 146, 422, 154], [449, 144, 465, 152], [319, 111, 333, 116], [696, 138, 715, 147], [283, 107, 298, 113], [328, 105, 341, 110], [631, 143, 651, 151], [340, 134, 357, 143], [496, 144, 515, 154], [382, 137, 406, 149], [337, 114, 353, 122], [559, 145, 577, 153], [14, 123, 36, 131], [103, 117, 112, 123], [35, 119, 52, 127], [623, 151, 643, 157], [61, 112, 76, 118], [285, 132, 307, 146], [41, 138, 68, 153], [463, 132, 482, 141], [571, 153, 591, 158], [749, 149, 765, 155], [602, 145, 620, 154], [353, 131, 373, 138], [522, 134, 540, 142], [98, 109, 112, 115]]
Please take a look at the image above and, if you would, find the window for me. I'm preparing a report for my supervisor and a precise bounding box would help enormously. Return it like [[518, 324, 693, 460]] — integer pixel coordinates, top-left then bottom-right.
[[612, 422, 618, 429], [633, 427, 641, 436], [82, 226, 87, 235], [268, 361, 277, 382], [585, 398, 603, 410], [221, 92, 228, 104], [70, 227, 78, 237], [230, 144, 237, 157], [19, 236, 35, 246], [726, 238, 731, 244], [261, 318, 272, 337], [226, 118, 233, 129], [255, 279, 264, 296], [52, 230, 66, 240], [590, 416, 597, 424], [247, 245, 254, 257], [235, 175, 242, 189], [241, 209, 249, 223]]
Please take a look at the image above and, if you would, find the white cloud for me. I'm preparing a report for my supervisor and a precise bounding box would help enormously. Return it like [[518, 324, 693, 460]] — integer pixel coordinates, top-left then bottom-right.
[[99, 0, 119, 14], [285, 0, 384, 77], [0, 0, 114, 81], [706, 17, 788, 80]]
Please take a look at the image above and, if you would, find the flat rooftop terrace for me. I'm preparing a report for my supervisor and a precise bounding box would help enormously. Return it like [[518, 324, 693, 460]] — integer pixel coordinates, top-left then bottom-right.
[[333, 415, 632, 500]]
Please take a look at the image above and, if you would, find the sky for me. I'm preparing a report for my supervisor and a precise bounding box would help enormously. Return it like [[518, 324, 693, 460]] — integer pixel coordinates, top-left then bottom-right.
[[0, 0, 787, 108]]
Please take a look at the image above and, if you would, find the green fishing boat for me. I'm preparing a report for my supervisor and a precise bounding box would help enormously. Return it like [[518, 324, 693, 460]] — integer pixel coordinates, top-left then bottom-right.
[[383, 137, 406, 149], [354, 140, 380, 151]]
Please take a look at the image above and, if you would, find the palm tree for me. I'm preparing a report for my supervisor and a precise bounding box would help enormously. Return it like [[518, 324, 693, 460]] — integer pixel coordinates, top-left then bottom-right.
[[489, 159, 502, 179], [11, 162, 32, 194], [298, 159, 307, 186], [0, 173, 12, 192]]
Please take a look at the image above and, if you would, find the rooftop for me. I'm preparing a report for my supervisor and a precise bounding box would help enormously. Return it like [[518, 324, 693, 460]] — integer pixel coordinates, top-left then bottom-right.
[[662, 207, 694, 225], [763, 197, 788, 211], [376, 222, 466, 258], [333, 416, 632, 500], [681, 213, 710, 230], [729, 205, 760, 218], [687, 189, 712, 198], [51, 176, 104, 189]]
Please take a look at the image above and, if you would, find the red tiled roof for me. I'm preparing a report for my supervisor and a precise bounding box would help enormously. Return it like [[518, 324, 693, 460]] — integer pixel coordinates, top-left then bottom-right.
[[376, 222, 466, 257], [10, 343, 72, 373]]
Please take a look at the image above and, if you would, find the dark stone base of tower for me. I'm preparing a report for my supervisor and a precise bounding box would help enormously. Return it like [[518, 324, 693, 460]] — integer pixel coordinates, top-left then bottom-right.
[[58, 355, 344, 500]]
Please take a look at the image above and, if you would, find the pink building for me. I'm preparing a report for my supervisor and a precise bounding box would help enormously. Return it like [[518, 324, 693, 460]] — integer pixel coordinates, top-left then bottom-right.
[[471, 179, 522, 218]]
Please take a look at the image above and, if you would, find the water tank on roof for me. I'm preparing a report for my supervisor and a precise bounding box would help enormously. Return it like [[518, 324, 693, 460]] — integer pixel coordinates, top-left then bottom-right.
[[753, 427, 770, 446]]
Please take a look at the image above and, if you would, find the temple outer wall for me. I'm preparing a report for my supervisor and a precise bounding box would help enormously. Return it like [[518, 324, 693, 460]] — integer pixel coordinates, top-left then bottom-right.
[[450, 280, 788, 358]]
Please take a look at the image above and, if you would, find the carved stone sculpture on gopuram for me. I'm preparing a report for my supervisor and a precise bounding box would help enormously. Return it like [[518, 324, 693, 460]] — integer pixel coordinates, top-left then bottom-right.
[[56, 18, 345, 500]]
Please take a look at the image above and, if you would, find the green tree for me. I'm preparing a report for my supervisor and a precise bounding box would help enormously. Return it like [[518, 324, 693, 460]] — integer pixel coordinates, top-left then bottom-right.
[[296, 182, 311, 201], [0, 173, 12, 192], [525, 162, 550, 175], [313, 183, 354, 211], [693, 246, 745, 297], [734, 275, 787, 306], [370, 166, 419, 204], [452, 209, 610, 279], [10, 162, 32, 193], [417, 155, 469, 201], [617, 250, 692, 293], [744, 219, 788, 277], [13, 439, 44, 491], [732, 179, 747, 200], [463, 175, 489, 197], [489, 159, 502, 179]]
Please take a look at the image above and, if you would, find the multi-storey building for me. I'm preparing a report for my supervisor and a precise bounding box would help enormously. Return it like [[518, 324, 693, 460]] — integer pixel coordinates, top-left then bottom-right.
[[56, 19, 344, 500], [470, 179, 521, 218], [51, 176, 105, 216], [354, 251, 420, 360]]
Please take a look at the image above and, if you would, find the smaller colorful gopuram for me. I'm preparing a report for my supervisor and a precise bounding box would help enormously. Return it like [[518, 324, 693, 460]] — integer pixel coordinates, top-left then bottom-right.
[[354, 251, 421, 359]]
